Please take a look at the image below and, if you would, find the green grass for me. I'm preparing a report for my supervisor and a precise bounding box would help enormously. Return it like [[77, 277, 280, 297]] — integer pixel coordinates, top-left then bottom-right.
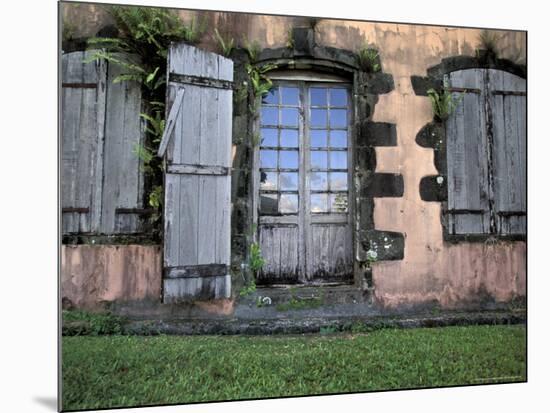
[[62, 325, 526, 411]]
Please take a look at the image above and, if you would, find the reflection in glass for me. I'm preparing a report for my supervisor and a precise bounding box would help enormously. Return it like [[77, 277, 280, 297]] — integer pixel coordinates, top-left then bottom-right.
[[280, 194, 298, 213], [330, 151, 347, 169], [330, 172, 348, 190], [280, 129, 298, 147], [310, 151, 328, 169], [330, 193, 348, 213], [260, 171, 278, 190], [281, 108, 299, 127], [310, 88, 327, 106], [311, 194, 328, 213], [260, 128, 278, 147], [310, 109, 327, 127], [330, 130, 347, 147], [260, 194, 278, 215], [262, 88, 278, 105], [310, 172, 328, 191], [279, 150, 298, 169], [280, 172, 298, 190], [260, 150, 277, 168], [261, 107, 278, 126], [310, 129, 328, 148], [330, 109, 347, 128], [330, 89, 347, 106], [281, 87, 299, 105]]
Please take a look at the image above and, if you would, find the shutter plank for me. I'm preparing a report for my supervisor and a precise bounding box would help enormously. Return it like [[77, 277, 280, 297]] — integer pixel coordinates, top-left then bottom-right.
[[490, 70, 526, 234], [101, 58, 145, 234], [446, 69, 491, 234]]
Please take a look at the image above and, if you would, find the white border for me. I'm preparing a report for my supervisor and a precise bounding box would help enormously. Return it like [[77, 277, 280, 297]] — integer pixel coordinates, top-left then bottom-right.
[[3, 0, 548, 412]]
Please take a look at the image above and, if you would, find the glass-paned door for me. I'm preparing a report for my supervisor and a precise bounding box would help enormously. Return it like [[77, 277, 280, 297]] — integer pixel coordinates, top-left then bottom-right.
[[257, 81, 353, 285]]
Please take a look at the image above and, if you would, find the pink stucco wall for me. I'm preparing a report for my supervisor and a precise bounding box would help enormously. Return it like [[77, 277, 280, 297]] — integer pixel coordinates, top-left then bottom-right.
[[61, 245, 162, 309]]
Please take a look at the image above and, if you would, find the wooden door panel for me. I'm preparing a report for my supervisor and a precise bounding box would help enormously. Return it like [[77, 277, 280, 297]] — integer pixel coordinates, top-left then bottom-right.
[[309, 224, 353, 282], [258, 225, 300, 284]]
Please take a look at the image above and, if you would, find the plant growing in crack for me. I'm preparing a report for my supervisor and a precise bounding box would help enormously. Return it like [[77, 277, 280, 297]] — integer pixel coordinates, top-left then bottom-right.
[[239, 224, 265, 297], [213, 28, 235, 57], [357, 46, 381, 73], [476, 29, 502, 60], [366, 249, 378, 268], [427, 80, 465, 122]]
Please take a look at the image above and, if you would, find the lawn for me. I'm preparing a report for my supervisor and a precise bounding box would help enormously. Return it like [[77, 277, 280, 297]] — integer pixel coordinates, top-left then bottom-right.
[[61, 325, 526, 411]]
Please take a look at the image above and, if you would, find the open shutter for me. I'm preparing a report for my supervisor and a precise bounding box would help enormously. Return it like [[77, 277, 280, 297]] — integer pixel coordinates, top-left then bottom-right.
[[161, 44, 233, 302], [489, 70, 526, 235], [61, 51, 106, 234], [445, 69, 491, 234], [61, 51, 146, 235]]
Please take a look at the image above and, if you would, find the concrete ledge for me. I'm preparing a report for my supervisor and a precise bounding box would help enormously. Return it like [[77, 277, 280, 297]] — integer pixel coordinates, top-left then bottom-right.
[[121, 310, 526, 335]]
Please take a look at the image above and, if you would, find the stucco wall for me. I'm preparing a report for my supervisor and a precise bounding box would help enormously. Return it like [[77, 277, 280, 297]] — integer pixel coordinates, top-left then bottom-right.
[[61, 4, 526, 309], [61, 245, 162, 309]]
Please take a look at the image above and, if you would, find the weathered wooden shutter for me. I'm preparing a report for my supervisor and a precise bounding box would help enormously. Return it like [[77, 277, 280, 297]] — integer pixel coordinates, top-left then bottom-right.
[[161, 44, 233, 302], [489, 69, 526, 234], [61, 51, 106, 233], [446, 69, 491, 234], [61, 51, 145, 235]]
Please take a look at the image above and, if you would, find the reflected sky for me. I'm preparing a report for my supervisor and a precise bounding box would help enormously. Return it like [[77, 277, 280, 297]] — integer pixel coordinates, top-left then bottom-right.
[[330, 130, 347, 147], [330, 172, 348, 190], [329, 89, 347, 106], [261, 128, 277, 147], [280, 194, 298, 213], [280, 172, 298, 190], [330, 151, 347, 169], [311, 172, 328, 191], [310, 88, 327, 106], [311, 194, 328, 213], [281, 87, 299, 106]]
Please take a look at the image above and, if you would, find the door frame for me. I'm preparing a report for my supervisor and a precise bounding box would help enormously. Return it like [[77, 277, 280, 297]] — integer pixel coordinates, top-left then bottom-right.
[[252, 75, 356, 285]]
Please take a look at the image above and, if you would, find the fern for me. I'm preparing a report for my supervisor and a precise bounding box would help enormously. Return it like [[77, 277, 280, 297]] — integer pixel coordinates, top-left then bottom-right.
[[213, 28, 235, 57], [242, 38, 261, 63], [357, 47, 380, 73], [427, 81, 465, 122]]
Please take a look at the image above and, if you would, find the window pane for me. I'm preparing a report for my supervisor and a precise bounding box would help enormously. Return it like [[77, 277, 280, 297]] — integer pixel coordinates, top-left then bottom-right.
[[330, 193, 348, 213], [330, 130, 347, 148], [330, 109, 347, 128], [311, 194, 328, 213], [260, 150, 277, 168], [329, 88, 347, 106], [260, 171, 278, 190], [280, 172, 298, 190], [280, 194, 298, 213], [310, 150, 328, 169], [280, 129, 298, 148], [260, 128, 278, 147], [310, 172, 328, 190], [310, 109, 327, 127], [262, 88, 278, 105], [281, 108, 299, 127], [279, 150, 298, 169], [330, 151, 347, 169], [261, 107, 278, 126], [281, 87, 299, 105], [330, 172, 348, 190], [260, 194, 278, 215], [310, 130, 328, 148], [310, 88, 327, 106]]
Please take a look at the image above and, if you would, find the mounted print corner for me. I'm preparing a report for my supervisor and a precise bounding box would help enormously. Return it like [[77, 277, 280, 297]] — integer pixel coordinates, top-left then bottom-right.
[[60, 1, 527, 411]]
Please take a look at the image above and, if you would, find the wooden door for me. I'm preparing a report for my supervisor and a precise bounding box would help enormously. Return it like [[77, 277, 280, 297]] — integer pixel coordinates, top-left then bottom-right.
[[161, 44, 233, 302], [257, 82, 353, 285]]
